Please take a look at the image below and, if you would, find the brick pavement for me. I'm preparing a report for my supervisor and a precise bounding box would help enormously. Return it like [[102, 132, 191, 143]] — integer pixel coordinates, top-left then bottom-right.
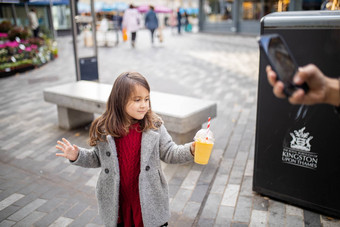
[[0, 28, 339, 227]]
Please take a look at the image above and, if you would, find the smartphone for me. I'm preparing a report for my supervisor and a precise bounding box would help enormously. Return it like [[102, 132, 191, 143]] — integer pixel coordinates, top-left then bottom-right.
[[258, 34, 309, 97]]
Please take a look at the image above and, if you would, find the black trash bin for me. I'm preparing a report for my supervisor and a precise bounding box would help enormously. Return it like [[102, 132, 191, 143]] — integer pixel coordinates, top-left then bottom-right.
[[253, 11, 340, 218]]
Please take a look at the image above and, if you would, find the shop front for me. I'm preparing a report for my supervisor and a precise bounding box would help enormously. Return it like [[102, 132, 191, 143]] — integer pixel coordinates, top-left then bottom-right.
[[199, 0, 323, 35], [0, 0, 71, 36]]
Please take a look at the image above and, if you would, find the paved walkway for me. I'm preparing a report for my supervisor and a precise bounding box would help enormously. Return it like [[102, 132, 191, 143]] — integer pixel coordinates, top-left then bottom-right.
[[0, 28, 339, 227]]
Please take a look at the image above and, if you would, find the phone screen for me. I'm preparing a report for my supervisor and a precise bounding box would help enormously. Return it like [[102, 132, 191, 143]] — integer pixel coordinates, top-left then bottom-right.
[[267, 37, 297, 85]]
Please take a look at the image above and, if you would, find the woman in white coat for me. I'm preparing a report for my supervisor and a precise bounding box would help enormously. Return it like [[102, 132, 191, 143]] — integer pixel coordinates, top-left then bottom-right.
[[122, 4, 141, 48]]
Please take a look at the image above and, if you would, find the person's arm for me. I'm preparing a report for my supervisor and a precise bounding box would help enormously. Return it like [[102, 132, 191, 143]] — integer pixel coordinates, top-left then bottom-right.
[[158, 125, 194, 164], [266, 64, 340, 106], [56, 138, 101, 168]]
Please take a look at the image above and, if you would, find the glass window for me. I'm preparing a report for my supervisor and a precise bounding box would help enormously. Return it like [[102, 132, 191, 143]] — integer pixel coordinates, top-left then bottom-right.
[[242, 0, 261, 20], [0, 5, 15, 24], [52, 5, 71, 30], [205, 0, 233, 23]]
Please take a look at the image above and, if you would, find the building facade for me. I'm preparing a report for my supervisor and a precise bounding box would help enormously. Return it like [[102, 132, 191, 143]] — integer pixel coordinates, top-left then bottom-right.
[[198, 0, 324, 34]]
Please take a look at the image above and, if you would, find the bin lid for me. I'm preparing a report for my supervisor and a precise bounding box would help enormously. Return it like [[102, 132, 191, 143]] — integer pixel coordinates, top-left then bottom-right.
[[262, 10, 340, 28]]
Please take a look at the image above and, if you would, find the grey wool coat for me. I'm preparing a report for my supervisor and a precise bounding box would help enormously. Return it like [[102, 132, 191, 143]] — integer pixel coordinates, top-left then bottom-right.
[[71, 123, 194, 227]]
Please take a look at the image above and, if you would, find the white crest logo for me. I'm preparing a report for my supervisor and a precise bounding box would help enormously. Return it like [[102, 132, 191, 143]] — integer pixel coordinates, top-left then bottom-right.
[[290, 127, 313, 151]]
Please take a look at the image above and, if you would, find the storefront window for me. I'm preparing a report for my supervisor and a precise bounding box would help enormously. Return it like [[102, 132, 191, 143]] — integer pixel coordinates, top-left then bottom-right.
[[14, 6, 28, 27], [242, 0, 290, 20], [242, 1, 261, 20], [52, 5, 71, 30], [0, 5, 15, 24], [205, 0, 233, 22]]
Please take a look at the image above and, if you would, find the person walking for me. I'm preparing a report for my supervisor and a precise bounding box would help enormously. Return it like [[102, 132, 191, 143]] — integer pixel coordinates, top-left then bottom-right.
[[28, 8, 39, 38], [144, 6, 158, 44], [122, 4, 141, 48], [184, 11, 189, 32], [56, 72, 195, 227], [177, 8, 182, 34]]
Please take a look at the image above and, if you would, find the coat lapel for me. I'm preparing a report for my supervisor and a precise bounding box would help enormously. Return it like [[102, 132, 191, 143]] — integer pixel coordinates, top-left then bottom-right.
[[141, 129, 159, 165], [106, 135, 120, 175]]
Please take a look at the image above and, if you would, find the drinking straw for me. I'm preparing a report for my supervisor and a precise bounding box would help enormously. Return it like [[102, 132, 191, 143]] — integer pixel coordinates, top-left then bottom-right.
[[206, 117, 211, 141]]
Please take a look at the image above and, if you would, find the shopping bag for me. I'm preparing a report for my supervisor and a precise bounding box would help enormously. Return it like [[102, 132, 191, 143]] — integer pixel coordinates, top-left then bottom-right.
[[122, 28, 128, 42]]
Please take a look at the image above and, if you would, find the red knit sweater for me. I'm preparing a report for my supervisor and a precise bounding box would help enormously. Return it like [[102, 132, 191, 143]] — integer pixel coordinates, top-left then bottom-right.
[[114, 123, 143, 227]]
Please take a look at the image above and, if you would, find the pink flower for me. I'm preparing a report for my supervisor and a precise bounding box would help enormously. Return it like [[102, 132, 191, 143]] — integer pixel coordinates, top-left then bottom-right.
[[0, 43, 6, 48], [6, 41, 19, 47], [0, 33, 8, 38], [25, 47, 32, 51], [30, 44, 38, 49]]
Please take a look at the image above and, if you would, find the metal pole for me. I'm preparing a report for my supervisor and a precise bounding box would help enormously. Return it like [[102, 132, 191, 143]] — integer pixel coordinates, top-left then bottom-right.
[[49, 0, 57, 39], [90, 0, 98, 57], [70, 0, 80, 81], [11, 4, 17, 26], [198, 0, 204, 31]]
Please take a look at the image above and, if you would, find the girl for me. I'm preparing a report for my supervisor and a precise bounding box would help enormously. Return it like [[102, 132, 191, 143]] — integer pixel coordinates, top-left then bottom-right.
[[56, 72, 195, 227]]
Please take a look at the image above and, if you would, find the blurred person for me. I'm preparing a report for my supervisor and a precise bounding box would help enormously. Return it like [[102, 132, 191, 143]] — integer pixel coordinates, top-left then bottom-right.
[[184, 11, 189, 32], [28, 8, 39, 38], [122, 4, 141, 48], [169, 12, 177, 34], [56, 72, 195, 227], [177, 8, 182, 34], [144, 5, 158, 44], [266, 64, 340, 108]]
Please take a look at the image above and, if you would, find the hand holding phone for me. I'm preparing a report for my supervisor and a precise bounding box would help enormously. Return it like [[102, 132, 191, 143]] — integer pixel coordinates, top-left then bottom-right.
[[258, 34, 309, 97]]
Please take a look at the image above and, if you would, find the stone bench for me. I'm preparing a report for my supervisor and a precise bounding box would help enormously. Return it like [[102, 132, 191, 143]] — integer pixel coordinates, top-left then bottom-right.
[[43, 81, 217, 144]]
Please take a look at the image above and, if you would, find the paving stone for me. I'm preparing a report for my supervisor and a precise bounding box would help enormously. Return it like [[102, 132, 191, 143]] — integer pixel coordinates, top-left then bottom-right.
[[286, 214, 304, 227], [13, 211, 46, 227], [253, 195, 269, 211], [33, 199, 75, 226], [0, 206, 21, 222], [49, 216, 74, 226], [170, 189, 193, 213], [190, 183, 209, 203], [63, 202, 89, 219], [181, 201, 201, 220], [233, 196, 252, 223], [221, 184, 240, 207], [215, 205, 234, 225], [304, 210, 322, 227], [201, 193, 223, 219], [0, 194, 24, 212], [68, 208, 97, 227], [249, 210, 268, 227], [7, 198, 46, 222], [0, 220, 16, 227]]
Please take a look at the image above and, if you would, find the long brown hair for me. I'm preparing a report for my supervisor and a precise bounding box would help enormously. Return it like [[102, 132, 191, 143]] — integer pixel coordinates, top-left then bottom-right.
[[89, 72, 157, 146]]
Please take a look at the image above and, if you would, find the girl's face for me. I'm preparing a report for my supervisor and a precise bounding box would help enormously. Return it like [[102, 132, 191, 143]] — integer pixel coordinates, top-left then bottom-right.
[[125, 85, 150, 120]]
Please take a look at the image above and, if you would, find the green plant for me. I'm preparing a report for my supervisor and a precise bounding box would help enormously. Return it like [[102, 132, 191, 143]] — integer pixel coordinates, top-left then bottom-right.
[[0, 21, 12, 33]]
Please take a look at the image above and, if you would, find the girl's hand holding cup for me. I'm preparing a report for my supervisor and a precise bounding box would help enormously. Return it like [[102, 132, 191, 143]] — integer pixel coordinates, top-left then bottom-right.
[[56, 138, 79, 161]]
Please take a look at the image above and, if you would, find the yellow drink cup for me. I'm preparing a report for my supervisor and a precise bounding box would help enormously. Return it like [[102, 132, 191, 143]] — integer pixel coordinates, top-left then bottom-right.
[[194, 140, 214, 165]]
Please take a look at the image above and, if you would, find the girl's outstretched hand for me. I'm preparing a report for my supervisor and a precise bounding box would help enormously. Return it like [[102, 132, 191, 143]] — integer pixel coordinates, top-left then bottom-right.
[[56, 138, 79, 161]]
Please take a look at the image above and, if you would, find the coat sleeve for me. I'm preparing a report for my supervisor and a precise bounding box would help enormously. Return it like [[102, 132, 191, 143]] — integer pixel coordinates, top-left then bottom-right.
[[70, 145, 101, 168], [158, 124, 194, 164]]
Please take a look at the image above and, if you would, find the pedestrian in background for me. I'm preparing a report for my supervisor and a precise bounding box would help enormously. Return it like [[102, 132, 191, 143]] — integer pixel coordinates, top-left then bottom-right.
[[266, 64, 340, 108], [184, 11, 189, 32], [55, 72, 195, 227], [177, 7, 182, 34], [144, 5, 158, 44], [122, 4, 141, 48], [28, 8, 39, 38]]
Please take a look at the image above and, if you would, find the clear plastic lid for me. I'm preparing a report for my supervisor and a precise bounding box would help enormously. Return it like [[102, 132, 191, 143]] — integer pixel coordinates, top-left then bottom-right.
[[194, 128, 215, 143]]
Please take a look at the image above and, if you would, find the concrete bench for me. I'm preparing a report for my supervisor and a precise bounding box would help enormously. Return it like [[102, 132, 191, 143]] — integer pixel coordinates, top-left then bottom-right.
[[43, 81, 217, 144]]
